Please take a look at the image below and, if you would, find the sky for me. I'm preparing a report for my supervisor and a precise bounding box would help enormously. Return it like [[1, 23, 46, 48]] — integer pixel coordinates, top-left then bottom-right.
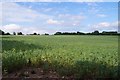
[[1, 0, 119, 2], [0, 2, 118, 34]]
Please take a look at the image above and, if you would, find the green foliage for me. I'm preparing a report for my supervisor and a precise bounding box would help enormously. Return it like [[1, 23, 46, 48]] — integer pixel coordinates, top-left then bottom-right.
[[2, 35, 118, 78], [2, 49, 27, 73]]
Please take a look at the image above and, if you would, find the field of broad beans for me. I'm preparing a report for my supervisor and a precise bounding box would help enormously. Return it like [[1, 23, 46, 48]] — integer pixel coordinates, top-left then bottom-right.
[[1, 35, 118, 78]]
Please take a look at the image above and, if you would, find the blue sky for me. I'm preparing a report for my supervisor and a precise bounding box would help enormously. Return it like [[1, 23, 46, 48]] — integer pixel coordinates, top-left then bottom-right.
[[1, 2, 118, 34], [1, 0, 120, 2]]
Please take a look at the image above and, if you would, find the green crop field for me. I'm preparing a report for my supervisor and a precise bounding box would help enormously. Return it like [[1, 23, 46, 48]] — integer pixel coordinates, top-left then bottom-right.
[[1, 35, 118, 78]]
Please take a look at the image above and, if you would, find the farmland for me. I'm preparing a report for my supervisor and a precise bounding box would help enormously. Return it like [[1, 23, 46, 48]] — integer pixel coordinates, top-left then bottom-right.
[[1, 35, 118, 78]]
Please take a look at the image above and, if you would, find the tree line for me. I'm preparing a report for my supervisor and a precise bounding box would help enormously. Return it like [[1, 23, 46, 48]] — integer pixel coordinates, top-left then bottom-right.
[[0, 30, 23, 35], [0, 30, 49, 35], [54, 30, 119, 35], [0, 30, 119, 35]]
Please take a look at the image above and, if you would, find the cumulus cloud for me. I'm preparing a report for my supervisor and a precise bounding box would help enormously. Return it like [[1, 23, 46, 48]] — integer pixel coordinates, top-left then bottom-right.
[[0, 24, 21, 33], [97, 14, 107, 17], [47, 19, 61, 25], [92, 21, 118, 31], [3, 24, 21, 30], [0, 24, 50, 34]]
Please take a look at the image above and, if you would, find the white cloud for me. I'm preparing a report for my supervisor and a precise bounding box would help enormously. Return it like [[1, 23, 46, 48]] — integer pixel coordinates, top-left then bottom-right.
[[0, 24, 50, 34], [45, 14, 85, 27], [92, 21, 118, 31], [97, 22, 110, 27], [57, 14, 85, 27], [97, 14, 107, 17], [47, 19, 61, 25], [3, 24, 21, 30], [1, 24, 21, 33], [87, 2, 100, 14], [86, 2, 98, 6], [2, 2, 51, 23]]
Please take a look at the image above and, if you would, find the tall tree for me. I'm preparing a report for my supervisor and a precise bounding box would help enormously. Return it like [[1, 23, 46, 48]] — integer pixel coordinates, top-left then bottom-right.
[[13, 32, 16, 35], [17, 32, 23, 35], [92, 30, 99, 35], [0, 30, 5, 35], [5, 32, 11, 35]]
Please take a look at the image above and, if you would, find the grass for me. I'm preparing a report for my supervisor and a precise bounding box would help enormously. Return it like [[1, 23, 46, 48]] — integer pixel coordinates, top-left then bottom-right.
[[1, 35, 118, 78]]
